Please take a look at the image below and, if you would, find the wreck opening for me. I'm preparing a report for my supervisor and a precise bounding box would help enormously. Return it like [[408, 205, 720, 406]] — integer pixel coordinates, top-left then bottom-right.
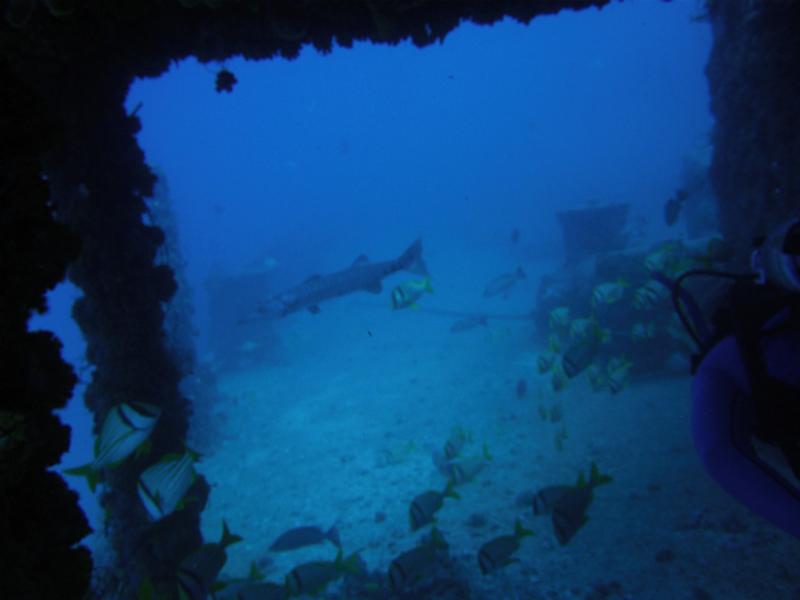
[[101, 1, 715, 595]]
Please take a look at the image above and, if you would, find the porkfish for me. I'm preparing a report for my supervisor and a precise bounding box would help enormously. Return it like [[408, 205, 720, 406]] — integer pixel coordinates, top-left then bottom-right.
[[65, 401, 161, 492]]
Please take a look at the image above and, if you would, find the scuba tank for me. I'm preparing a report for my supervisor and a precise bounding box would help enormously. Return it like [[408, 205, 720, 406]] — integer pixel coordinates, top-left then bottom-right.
[[676, 219, 800, 479]]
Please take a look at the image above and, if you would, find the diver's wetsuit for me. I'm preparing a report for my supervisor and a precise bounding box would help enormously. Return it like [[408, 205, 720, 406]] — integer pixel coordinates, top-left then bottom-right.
[[692, 309, 800, 539]]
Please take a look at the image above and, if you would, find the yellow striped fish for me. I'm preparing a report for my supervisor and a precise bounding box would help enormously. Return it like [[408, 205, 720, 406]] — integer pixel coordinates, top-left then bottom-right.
[[551, 463, 612, 545], [631, 322, 656, 341], [391, 278, 433, 310], [177, 521, 242, 600], [477, 519, 534, 574], [443, 426, 471, 461], [443, 444, 493, 486], [591, 279, 628, 307], [537, 351, 556, 374], [285, 550, 361, 596], [585, 364, 607, 392], [605, 357, 633, 395], [548, 306, 570, 331], [389, 528, 448, 590], [633, 279, 669, 310], [409, 481, 459, 531]]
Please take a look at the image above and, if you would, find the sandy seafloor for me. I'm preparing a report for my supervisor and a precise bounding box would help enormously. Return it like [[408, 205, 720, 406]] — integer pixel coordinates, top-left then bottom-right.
[[186, 252, 800, 600]]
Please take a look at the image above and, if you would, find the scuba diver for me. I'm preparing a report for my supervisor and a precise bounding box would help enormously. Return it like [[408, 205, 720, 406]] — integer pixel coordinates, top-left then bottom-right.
[[676, 219, 800, 540]]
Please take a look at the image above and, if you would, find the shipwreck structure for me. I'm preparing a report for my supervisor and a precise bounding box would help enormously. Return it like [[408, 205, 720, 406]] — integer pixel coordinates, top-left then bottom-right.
[[1, 1, 798, 598]]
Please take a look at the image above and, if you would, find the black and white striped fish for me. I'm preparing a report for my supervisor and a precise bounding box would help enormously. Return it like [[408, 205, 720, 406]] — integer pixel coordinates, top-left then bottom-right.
[[64, 401, 160, 492], [138, 449, 198, 521]]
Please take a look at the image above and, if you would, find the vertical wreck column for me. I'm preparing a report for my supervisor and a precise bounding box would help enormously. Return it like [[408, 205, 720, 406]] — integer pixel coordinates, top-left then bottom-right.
[[52, 71, 208, 597], [706, 0, 800, 245]]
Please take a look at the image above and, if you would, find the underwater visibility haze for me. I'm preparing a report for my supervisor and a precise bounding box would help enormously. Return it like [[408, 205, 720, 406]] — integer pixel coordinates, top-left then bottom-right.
[[30, 1, 800, 598]]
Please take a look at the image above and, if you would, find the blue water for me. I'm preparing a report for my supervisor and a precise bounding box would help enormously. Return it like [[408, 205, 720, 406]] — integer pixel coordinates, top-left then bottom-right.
[[124, 0, 711, 351], [30, 1, 800, 598]]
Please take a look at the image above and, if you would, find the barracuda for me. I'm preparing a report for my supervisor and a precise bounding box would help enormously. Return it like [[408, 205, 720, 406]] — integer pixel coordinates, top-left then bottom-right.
[[256, 238, 428, 318]]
